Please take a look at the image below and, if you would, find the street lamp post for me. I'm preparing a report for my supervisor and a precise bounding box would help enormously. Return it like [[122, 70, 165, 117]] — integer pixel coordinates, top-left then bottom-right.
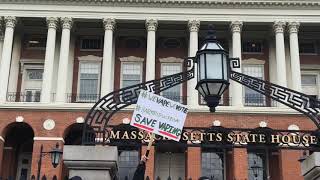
[[36, 143, 63, 180]]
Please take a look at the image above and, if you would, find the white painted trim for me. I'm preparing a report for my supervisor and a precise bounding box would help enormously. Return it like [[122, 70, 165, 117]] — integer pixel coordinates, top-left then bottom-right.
[[242, 58, 265, 65], [34, 137, 65, 143], [159, 57, 184, 63], [119, 56, 144, 62], [78, 55, 102, 62], [0, 136, 4, 142]]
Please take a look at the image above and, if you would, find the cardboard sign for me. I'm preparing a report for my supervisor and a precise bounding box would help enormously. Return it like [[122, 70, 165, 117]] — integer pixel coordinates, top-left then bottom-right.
[[131, 90, 188, 141]]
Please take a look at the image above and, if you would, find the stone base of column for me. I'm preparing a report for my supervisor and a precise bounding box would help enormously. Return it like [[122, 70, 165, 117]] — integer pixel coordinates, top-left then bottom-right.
[[63, 145, 118, 180]]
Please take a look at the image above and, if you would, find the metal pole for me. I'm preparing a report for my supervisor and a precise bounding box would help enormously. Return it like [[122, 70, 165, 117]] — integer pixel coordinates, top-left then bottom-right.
[[36, 145, 43, 180]]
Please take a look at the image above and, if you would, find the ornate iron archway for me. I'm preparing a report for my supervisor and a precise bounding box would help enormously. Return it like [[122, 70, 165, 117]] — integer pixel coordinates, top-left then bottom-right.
[[82, 55, 320, 146]]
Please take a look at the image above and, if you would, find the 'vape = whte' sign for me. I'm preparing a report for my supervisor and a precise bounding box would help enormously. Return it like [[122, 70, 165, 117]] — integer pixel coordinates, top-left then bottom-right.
[[130, 90, 188, 142]]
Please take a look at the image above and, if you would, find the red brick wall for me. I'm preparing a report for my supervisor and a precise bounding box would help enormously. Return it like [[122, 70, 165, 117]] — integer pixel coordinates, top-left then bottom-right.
[[232, 148, 248, 180], [279, 150, 304, 180], [186, 147, 201, 180], [142, 146, 155, 180]]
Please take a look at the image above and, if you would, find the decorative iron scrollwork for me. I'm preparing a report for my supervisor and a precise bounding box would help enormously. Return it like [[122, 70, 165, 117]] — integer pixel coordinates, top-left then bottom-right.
[[230, 70, 320, 128], [82, 57, 195, 144]]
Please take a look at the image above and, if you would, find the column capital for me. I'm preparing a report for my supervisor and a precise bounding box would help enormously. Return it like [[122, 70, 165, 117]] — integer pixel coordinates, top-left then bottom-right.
[[288, 21, 300, 34], [273, 21, 286, 33], [46, 17, 59, 29], [60, 17, 73, 30], [4, 16, 16, 28], [188, 19, 200, 32], [145, 19, 158, 31], [103, 18, 116, 31], [230, 21, 243, 33]]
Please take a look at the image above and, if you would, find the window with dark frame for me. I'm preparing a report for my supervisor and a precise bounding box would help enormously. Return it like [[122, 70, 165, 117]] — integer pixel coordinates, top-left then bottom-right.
[[248, 151, 268, 180], [299, 41, 316, 54], [118, 150, 140, 180], [242, 41, 263, 53], [24, 35, 47, 50], [80, 37, 102, 50], [201, 149, 225, 180], [125, 38, 142, 48]]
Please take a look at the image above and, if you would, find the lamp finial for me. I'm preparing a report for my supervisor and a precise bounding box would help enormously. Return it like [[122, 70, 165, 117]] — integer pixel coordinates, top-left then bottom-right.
[[206, 24, 216, 40]]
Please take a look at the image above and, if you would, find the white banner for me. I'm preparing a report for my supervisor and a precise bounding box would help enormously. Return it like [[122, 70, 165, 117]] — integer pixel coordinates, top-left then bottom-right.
[[131, 90, 188, 141]]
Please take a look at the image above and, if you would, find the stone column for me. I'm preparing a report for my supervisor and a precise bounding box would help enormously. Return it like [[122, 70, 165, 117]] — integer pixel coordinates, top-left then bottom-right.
[[188, 19, 200, 108], [55, 17, 72, 103], [63, 146, 118, 180], [101, 18, 116, 97], [41, 17, 58, 103], [288, 22, 302, 92], [145, 19, 158, 81], [0, 18, 4, 67], [273, 21, 287, 87], [0, 16, 16, 103], [230, 21, 243, 107]]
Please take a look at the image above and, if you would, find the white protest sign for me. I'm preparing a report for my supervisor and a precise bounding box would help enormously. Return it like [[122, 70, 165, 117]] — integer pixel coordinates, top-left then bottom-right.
[[130, 90, 188, 141]]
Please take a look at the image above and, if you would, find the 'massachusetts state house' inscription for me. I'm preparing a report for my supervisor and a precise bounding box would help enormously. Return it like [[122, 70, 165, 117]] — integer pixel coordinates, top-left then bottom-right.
[[104, 129, 319, 146]]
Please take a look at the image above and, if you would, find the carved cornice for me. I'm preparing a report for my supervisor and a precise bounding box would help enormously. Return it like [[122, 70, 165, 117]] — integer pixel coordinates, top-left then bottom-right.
[[188, 19, 200, 32], [60, 17, 72, 29], [145, 19, 158, 31], [1, 0, 320, 8], [230, 21, 243, 33], [46, 17, 58, 29], [273, 21, 286, 33], [4, 16, 16, 29], [288, 21, 300, 34], [103, 18, 116, 31]]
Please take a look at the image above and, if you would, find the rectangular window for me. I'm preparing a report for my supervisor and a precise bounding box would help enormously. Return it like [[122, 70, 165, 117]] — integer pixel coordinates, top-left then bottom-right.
[[243, 65, 265, 106], [201, 150, 225, 179], [80, 37, 102, 50], [121, 62, 143, 88], [22, 68, 43, 102], [248, 151, 268, 180], [78, 62, 100, 102], [25, 35, 47, 50], [301, 73, 319, 100], [25, 90, 41, 102], [242, 41, 263, 53], [299, 41, 316, 54], [118, 150, 140, 180], [161, 63, 182, 103]]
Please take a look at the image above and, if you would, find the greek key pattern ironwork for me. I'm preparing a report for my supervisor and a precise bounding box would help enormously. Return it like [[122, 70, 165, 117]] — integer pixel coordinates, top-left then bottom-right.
[[230, 70, 320, 128], [82, 57, 195, 144]]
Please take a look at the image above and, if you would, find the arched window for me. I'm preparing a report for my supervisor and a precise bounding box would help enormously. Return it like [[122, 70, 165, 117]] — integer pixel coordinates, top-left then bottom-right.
[[201, 149, 225, 180], [161, 38, 181, 48], [248, 151, 267, 180], [125, 38, 143, 48]]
